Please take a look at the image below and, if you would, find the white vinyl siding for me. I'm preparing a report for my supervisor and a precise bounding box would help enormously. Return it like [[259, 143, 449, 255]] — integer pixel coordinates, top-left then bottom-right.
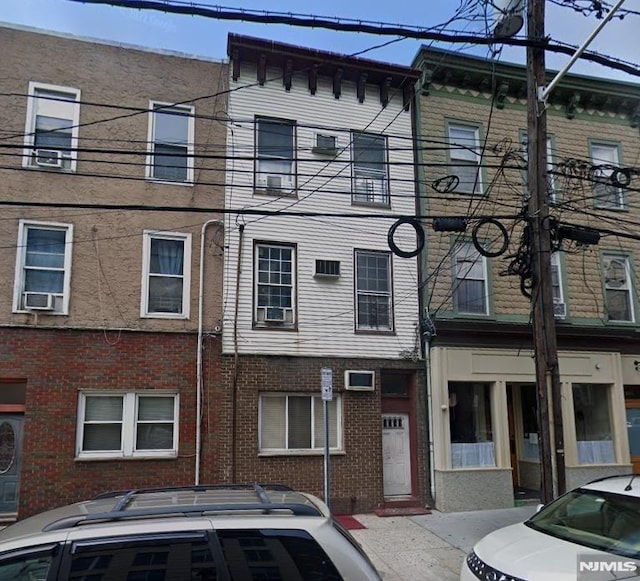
[[77, 392, 178, 459], [23, 82, 80, 171], [13, 220, 73, 315], [147, 102, 195, 183]]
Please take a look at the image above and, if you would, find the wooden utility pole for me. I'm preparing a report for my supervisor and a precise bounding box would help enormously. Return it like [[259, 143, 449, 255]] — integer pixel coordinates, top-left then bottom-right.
[[526, 0, 566, 504]]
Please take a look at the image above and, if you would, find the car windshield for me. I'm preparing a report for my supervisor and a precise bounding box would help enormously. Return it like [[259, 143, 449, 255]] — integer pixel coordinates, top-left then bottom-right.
[[526, 488, 640, 559]]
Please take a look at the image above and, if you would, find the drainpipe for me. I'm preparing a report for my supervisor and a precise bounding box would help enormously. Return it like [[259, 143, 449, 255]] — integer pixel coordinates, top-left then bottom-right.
[[424, 334, 436, 502], [196, 219, 224, 486]]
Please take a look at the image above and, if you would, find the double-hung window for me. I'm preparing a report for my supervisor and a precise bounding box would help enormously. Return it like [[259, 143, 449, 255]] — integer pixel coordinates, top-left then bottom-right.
[[23, 82, 80, 171], [148, 102, 194, 183], [355, 250, 393, 331], [603, 253, 634, 322], [448, 123, 482, 194], [591, 143, 623, 209], [352, 132, 389, 205], [259, 394, 341, 452], [521, 132, 556, 202], [255, 118, 295, 193], [141, 231, 191, 318], [255, 243, 295, 326], [454, 242, 488, 315], [13, 220, 73, 314], [77, 392, 178, 459], [551, 252, 566, 318]]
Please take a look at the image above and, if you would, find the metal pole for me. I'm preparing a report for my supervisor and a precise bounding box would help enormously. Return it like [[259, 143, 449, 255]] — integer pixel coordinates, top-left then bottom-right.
[[324, 399, 331, 510], [527, 0, 565, 503]]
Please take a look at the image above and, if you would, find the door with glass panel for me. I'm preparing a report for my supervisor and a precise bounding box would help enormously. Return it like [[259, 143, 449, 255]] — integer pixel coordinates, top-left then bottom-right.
[[0, 416, 23, 513], [624, 387, 640, 474]]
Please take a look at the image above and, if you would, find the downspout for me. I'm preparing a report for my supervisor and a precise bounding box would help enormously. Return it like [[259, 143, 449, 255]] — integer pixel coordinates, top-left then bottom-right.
[[196, 219, 224, 486], [231, 224, 245, 482]]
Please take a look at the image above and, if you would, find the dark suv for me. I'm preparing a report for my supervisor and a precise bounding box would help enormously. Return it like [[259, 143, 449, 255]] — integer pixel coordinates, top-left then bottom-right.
[[0, 484, 381, 580]]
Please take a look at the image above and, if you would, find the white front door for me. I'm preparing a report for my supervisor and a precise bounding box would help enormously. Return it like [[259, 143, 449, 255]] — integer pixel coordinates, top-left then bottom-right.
[[382, 413, 412, 497]]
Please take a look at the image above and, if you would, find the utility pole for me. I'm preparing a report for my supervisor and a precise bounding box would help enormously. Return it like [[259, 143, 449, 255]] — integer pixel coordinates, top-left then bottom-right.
[[526, 0, 565, 504]]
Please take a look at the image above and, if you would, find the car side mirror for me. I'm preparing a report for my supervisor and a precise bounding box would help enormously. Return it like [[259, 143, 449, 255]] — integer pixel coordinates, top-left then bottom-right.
[[535, 503, 544, 513]]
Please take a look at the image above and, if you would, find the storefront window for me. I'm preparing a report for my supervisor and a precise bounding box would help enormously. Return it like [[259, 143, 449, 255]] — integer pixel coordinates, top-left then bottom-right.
[[573, 383, 615, 464], [521, 385, 539, 461], [449, 382, 495, 468]]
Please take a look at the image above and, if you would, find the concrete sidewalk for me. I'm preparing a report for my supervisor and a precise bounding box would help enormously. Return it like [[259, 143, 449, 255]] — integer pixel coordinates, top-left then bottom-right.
[[351, 505, 537, 580]]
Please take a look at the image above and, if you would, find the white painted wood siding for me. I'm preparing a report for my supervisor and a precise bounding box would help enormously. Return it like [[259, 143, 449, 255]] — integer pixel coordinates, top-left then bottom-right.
[[223, 63, 420, 358]]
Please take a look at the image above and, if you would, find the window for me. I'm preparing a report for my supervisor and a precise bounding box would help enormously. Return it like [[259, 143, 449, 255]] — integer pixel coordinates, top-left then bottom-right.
[[13, 220, 73, 314], [148, 102, 194, 183], [453, 242, 488, 315], [551, 252, 566, 318], [259, 394, 341, 452], [573, 384, 614, 464], [141, 231, 191, 318], [255, 118, 295, 193], [23, 82, 80, 171], [592, 143, 623, 209], [520, 385, 539, 461], [448, 123, 482, 194], [355, 250, 393, 331], [255, 243, 295, 326], [77, 392, 178, 459], [449, 382, 495, 468], [521, 132, 556, 202], [603, 254, 634, 322], [352, 132, 389, 205]]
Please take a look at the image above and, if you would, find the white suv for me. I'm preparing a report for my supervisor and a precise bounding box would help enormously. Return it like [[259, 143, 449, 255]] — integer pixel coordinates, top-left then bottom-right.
[[0, 484, 381, 580], [461, 474, 640, 580]]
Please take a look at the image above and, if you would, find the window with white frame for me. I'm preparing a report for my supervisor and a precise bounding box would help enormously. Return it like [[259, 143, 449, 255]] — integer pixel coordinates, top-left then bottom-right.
[[13, 220, 73, 314], [23, 82, 80, 171], [449, 382, 495, 468], [77, 392, 178, 459], [352, 132, 389, 205], [255, 243, 295, 325], [573, 384, 614, 464], [255, 118, 295, 193], [591, 143, 623, 209], [141, 231, 191, 318], [148, 102, 194, 183], [355, 250, 393, 331], [454, 242, 488, 315], [448, 123, 482, 194], [603, 253, 634, 322], [259, 394, 341, 452], [521, 132, 556, 202], [551, 252, 566, 318]]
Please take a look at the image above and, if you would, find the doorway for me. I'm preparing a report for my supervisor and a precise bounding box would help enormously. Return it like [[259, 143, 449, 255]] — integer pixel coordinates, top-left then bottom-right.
[[0, 415, 23, 513], [382, 413, 412, 497], [624, 387, 640, 474]]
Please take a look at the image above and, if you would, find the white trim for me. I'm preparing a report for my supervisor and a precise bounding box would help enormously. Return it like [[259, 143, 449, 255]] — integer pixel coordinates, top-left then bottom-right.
[[23, 81, 81, 172], [140, 230, 192, 319], [76, 392, 179, 459], [448, 122, 483, 195], [254, 242, 296, 326], [13, 219, 73, 315], [146, 100, 195, 184], [355, 250, 393, 331], [454, 242, 489, 315], [603, 253, 635, 322]]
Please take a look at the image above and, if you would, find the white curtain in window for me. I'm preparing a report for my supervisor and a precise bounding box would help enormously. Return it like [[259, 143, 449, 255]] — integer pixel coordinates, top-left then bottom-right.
[[577, 440, 615, 464], [154, 239, 183, 275], [451, 442, 496, 468], [260, 397, 286, 449]]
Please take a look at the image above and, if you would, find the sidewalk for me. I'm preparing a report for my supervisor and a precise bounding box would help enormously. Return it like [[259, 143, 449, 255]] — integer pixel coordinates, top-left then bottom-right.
[[350, 505, 537, 580]]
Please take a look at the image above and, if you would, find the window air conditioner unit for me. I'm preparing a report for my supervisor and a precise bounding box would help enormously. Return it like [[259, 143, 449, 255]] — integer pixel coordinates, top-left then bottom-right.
[[314, 259, 340, 278], [266, 175, 282, 191], [264, 307, 286, 322], [34, 149, 63, 168], [23, 292, 55, 310], [345, 370, 375, 391], [313, 133, 337, 154], [553, 301, 566, 319]]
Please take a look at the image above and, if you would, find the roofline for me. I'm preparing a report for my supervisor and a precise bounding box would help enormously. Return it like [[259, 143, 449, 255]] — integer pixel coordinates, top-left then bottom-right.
[[0, 21, 226, 64]]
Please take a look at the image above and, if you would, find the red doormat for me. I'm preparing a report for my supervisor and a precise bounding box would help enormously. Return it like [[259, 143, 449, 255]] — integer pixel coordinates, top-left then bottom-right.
[[335, 514, 367, 530]]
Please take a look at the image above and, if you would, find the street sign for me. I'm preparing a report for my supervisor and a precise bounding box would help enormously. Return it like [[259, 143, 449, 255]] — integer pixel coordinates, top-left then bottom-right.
[[321, 367, 333, 401]]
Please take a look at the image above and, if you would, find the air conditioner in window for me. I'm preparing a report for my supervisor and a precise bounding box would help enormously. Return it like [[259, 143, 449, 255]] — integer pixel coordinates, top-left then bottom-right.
[[553, 301, 566, 319], [264, 307, 287, 322], [23, 292, 55, 310], [266, 174, 282, 191], [34, 149, 64, 168], [345, 370, 375, 391], [313, 133, 337, 154]]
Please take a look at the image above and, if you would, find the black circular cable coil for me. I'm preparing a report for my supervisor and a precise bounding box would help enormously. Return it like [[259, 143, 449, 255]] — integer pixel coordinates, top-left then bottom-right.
[[387, 217, 425, 258]]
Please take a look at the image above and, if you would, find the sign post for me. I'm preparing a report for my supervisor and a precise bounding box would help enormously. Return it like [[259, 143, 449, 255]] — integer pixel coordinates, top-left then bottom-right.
[[321, 367, 333, 510]]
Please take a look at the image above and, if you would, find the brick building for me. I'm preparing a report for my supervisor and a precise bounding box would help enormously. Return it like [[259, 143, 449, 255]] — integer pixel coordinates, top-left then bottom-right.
[[0, 24, 228, 517], [413, 48, 640, 511]]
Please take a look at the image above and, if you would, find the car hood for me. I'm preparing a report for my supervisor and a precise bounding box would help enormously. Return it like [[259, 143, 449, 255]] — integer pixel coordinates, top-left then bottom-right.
[[474, 522, 638, 581]]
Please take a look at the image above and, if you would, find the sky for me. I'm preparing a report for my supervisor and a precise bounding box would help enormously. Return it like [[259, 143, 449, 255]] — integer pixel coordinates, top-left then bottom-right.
[[1, 0, 638, 83]]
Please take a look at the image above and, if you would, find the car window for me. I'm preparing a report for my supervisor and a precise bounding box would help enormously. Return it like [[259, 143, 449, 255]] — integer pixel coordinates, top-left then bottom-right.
[[217, 529, 342, 581], [0, 545, 57, 581], [61, 532, 221, 580], [527, 489, 640, 559]]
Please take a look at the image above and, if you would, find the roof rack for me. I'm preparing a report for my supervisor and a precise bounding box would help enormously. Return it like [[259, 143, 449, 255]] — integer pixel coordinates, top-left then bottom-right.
[[44, 483, 322, 532]]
